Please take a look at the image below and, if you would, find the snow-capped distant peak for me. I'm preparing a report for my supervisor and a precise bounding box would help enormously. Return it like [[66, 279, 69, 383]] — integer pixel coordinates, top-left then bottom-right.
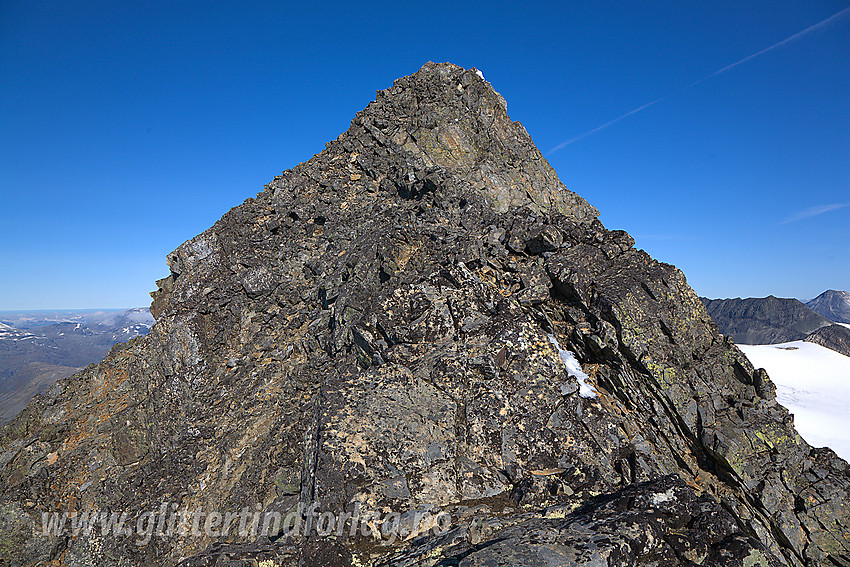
[[806, 290, 850, 325]]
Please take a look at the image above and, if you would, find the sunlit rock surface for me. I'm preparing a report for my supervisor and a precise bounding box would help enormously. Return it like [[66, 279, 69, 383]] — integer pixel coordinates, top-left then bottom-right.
[[1, 63, 848, 567]]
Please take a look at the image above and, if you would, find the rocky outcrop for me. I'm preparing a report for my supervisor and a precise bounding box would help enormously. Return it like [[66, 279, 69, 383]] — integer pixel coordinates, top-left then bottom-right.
[[1, 63, 849, 567], [807, 290, 850, 325], [701, 296, 833, 344], [805, 324, 850, 358], [383, 475, 784, 567]]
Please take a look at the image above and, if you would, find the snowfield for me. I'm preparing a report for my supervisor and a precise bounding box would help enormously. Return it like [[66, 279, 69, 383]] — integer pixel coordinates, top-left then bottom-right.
[[738, 341, 850, 461]]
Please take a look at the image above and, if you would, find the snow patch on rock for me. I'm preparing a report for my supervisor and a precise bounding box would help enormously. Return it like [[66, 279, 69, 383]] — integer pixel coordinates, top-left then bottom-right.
[[547, 333, 597, 398]]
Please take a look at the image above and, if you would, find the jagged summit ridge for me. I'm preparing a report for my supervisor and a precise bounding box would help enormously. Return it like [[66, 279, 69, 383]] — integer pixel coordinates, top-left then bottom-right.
[[303, 62, 596, 217], [2, 64, 849, 567]]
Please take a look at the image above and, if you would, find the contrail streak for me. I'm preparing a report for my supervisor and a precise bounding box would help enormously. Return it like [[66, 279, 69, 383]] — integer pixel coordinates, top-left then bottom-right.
[[547, 6, 850, 155], [780, 203, 849, 224]]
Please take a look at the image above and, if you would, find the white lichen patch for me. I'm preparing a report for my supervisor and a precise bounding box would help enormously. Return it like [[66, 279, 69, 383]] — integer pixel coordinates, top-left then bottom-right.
[[651, 487, 676, 505]]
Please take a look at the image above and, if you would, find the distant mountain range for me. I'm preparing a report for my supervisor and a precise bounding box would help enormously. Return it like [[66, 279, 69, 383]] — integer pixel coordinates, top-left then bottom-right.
[[0, 308, 152, 423], [700, 295, 832, 344], [701, 290, 850, 358]]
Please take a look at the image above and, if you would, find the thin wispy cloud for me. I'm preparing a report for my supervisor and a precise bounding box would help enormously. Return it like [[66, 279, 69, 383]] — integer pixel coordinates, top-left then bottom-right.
[[780, 203, 849, 224], [547, 6, 850, 155]]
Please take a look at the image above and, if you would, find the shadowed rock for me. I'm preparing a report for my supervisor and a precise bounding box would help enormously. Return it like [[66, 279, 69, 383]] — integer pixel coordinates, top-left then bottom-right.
[[804, 324, 850, 357]]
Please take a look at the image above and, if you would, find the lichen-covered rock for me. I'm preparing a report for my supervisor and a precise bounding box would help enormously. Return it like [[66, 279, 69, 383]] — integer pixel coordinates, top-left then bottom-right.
[[1, 63, 848, 567]]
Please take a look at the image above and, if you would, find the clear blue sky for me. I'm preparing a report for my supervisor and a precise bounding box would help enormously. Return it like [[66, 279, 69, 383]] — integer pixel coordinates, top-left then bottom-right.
[[1, 1, 848, 309]]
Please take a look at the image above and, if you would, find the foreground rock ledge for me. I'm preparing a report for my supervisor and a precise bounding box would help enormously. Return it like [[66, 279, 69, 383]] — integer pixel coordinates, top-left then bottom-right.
[[1, 62, 848, 567]]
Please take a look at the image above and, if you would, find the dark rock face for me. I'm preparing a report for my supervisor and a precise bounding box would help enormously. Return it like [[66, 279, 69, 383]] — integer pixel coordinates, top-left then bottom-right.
[[1, 63, 849, 567], [807, 290, 850, 325], [383, 476, 783, 567], [805, 324, 850, 357], [701, 296, 832, 344]]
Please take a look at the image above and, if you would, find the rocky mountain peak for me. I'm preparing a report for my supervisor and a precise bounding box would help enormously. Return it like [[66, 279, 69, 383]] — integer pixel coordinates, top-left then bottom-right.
[[2, 64, 849, 567], [807, 289, 850, 324], [334, 61, 597, 218]]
